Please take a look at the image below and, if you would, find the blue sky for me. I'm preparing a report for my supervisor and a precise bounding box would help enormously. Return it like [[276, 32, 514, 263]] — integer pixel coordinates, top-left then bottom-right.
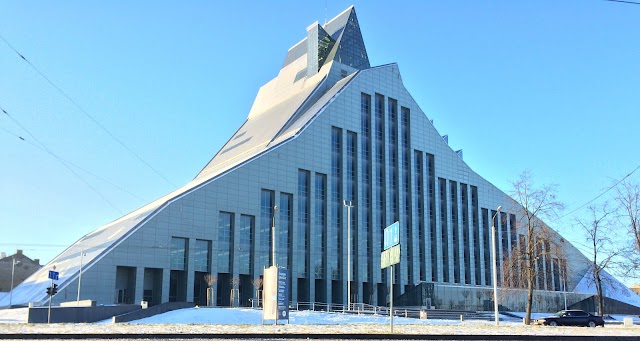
[[0, 1, 638, 282]]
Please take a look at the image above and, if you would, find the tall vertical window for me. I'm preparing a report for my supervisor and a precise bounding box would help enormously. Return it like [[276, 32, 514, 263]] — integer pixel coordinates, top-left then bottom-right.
[[314, 173, 327, 278], [439, 178, 449, 282], [238, 214, 254, 274], [471, 186, 480, 285], [279, 193, 292, 269], [483, 208, 491, 285], [461, 184, 470, 284], [218, 211, 233, 273], [427, 153, 437, 281], [361, 93, 372, 281], [346, 132, 357, 278], [193, 239, 211, 272], [491, 209, 499, 284], [401, 106, 412, 283], [260, 190, 275, 270], [331, 127, 343, 280], [170, 237, 188, 270], [415, 151, 425, 281], [509, 214, 517, 255], [544, 240, 552, 290], [499, 211, 508, 284], [450, 180, 459, 283], [298, 170, 310, 276], [388, 99, 399, 224], [552, 258, 561, 291], [375, 94, 386, 281]]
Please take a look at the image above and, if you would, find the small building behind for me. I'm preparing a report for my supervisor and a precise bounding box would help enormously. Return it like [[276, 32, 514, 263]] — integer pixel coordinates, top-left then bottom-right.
[[0, 250, 41, 292]]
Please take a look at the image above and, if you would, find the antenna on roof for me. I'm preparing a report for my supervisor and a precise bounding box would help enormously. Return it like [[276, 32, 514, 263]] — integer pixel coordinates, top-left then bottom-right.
[[324, 0, 328, 25]]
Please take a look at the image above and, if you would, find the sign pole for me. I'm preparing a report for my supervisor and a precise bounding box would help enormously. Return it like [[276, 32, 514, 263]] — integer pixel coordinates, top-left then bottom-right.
[[47, 277, 53, 324], [390, 265, 393, 334]]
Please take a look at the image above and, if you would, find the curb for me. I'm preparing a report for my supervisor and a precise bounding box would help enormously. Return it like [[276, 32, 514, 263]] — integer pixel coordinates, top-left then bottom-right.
[[1, 334, 639, 341]]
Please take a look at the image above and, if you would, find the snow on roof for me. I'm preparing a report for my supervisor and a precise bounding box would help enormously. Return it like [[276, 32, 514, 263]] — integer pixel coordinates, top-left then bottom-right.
[[574, 268, 640, 308]]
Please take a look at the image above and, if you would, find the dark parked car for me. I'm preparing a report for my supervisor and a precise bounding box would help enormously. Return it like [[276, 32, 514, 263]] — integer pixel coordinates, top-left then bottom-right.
[[534, 309, 605, 327]]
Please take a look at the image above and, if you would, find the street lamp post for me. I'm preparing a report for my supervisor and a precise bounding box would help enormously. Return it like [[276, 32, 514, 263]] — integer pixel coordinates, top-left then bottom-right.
[[9, 258, 20, 307], [77, 251, 87, 305], [272, 205, 278, 267], [343, 200, 354, 310], [491, 205, 503, 326]]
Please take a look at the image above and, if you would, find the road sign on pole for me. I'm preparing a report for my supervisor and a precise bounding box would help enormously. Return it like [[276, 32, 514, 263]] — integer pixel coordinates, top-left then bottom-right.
[[381, 244, 401, 269], [383, 222, 399, 250], [48, 271, 59, 281]]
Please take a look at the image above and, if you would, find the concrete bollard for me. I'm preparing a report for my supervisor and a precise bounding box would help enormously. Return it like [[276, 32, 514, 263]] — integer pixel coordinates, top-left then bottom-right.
[[460, 314, 464, 322], [624, 317, 633, 326]]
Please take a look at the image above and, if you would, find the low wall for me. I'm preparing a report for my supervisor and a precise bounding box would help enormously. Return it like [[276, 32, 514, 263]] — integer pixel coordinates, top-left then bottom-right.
[[28, 305, 140, 323], [112, 302, 195, 323]]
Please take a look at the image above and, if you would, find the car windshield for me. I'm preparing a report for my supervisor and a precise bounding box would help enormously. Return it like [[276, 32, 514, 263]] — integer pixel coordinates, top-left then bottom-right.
[[553, 311, 566, 317]]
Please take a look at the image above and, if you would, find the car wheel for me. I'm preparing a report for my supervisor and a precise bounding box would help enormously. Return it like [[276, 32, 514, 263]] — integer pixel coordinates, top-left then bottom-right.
[[588, 321, 596, 328], [549, 321, 558, 327]]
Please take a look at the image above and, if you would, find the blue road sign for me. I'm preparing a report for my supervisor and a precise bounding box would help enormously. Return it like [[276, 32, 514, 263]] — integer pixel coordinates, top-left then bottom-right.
[[48, 270, 59, 281], [383, 222, 400, 250]]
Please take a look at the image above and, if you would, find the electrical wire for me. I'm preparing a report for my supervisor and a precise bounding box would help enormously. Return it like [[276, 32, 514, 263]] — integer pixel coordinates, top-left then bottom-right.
[[0, 33, 176, 188], [1, 105, 124, 214], [554, 164, 640, 222], [605, 0, 640, 5], [0, 125, 146, 203]]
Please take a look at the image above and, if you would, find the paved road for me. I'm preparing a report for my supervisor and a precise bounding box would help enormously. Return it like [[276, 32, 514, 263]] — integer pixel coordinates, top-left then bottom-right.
[[2, 336, 640, 341]]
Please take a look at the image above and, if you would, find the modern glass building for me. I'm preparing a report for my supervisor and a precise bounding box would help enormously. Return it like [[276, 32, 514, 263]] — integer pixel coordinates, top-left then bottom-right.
[[3, 6, 638, 311]]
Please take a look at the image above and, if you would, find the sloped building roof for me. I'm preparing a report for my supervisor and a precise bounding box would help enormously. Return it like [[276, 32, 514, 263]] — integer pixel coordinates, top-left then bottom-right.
[[0, 6, 369, 308]]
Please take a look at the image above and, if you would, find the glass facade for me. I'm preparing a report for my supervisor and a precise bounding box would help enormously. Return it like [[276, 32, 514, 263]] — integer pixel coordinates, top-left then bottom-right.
[[331, 127, 342, 280], [361, 93, 371, 281], [193, 239, 210, 272], [401, 107, 412, 283], [334, 11, 370, 70], [279, 193, 292, 269], [260, 190, 274, 270], [314, 173, 327, 278], [471, 186, 480, 285], [483, 208, 491, 285], [238, 214, 254, 275], [217, 211, 233, 273], [170, 237, 187, 271], [450, 180, 459, 283], [346, 131, 357, 280], [298, 170, 310, 277], [415, 151, 425, 281], [439, 178, 449, 282], [461, 183, 470, 284], [427, 153, 436, 282]]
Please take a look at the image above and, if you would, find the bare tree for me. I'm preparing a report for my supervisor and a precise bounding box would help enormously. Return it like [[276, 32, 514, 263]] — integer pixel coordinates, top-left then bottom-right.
[[204, 274, 217, 307], [251, 277, 263, 307], [615, 179, 640, 279], [576, 204, 620, 315], [509, 171, 564, 324], [230, 277, 240, 307]]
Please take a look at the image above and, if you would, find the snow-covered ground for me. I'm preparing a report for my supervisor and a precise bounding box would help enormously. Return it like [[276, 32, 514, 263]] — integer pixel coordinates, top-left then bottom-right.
[[1, 307, 639, 337]]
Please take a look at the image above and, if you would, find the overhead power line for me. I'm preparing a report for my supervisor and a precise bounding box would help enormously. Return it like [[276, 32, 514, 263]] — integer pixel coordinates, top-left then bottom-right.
[[605, 0, 640, 5], [0, 33, 176, 188], [0, 124, 146, 203], [1, 105, 124, 214], [555, 163, 640, 222]]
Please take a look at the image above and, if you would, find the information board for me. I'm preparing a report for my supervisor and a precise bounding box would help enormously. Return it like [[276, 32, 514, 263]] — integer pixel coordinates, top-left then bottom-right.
[[262, 266, 289, 323], [381, 244, 401, 269], [383, 222, 400, 250]]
